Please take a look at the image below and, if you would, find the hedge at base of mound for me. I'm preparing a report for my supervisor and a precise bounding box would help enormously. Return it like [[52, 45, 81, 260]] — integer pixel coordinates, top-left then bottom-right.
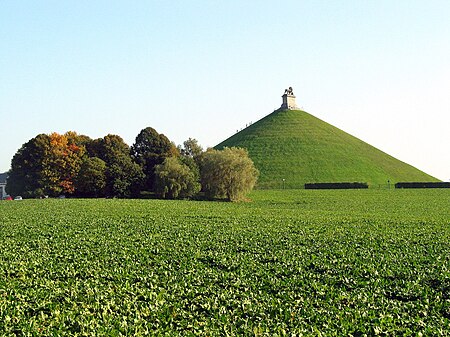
[[395, 182, 450, 189], [305, 182, 368, 189]]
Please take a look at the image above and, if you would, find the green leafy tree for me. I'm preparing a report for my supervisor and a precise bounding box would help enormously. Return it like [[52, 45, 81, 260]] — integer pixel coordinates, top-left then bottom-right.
[[107, 155, 144, 197], [84, 137, 104, 158], [178, 138, 203, 189], [154, 157, 201, 199], [199, 147, 259, 201], [97, 135, 144, 197], [75, 157, 107, 197], [179, 138, 203, 159], [131, 127, 179, 192], [6, 134, 50, 198], [95, 135, 130, 162], [65, 131, 92, 149], [180, 156, 200, 184]]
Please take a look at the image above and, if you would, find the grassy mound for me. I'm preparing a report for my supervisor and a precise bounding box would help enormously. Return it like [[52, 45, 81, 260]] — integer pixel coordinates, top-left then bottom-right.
[[216, 109, 438, 188]]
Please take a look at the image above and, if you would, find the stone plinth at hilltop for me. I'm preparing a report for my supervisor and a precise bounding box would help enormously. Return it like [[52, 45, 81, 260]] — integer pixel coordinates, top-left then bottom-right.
[[280, 87, 299, 110]]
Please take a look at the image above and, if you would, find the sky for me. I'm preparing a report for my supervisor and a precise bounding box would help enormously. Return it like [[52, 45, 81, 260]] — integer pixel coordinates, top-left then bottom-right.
[[1, 1, 449, 181]]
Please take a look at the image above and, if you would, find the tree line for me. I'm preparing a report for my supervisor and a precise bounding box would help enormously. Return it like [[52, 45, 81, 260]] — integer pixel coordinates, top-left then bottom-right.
[[6, 127, 258, 201]]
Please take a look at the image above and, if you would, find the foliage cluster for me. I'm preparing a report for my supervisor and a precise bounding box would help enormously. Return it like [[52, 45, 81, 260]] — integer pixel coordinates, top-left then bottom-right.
[[395, 182, 450, 189], [305, 182, 368, 189], [0, 189, 448, 335], [199, 147, 258, 201], [154, 156, 200, 199], [7, 131, 258, 201], [6, 132, 144, 198]]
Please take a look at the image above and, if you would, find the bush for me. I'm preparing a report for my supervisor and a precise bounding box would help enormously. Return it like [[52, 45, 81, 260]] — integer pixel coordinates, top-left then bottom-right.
[[305, 182, 368, 189], [154, 157, 201, 199], [395, 182, 450, 189], [199, 147, 258, 201]]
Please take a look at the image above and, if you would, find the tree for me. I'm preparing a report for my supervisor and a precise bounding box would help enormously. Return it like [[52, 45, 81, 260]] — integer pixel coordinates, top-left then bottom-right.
[[84, 137, 104, 158], [97, 135, 144, 198], [154, 157, 201, 199], [131, 127, 179, 192], [75, 157, 107, 197], [178, 138, 203, 189], [42, 132, 85, 196], [7, 132, 143, 198], [107, 154, 144, 197], [6, 134, 50, 198], [180, 155, 200, 184], [179, 138, 203, 159], [65, 131, 92, 148], [199, 147, 259, 201], [7, 132, 88, 197], [96, 134, 131, 163]]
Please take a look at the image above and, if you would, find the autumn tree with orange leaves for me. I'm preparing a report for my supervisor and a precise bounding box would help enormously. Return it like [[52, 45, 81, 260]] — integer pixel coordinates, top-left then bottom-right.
[[7, 132, 87, 197], [43, 132, 86, 195]]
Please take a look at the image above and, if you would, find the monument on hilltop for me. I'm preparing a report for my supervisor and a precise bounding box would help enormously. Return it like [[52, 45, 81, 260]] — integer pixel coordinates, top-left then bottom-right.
[[216, 87, 439, 189], [280, 86, 299, 110]]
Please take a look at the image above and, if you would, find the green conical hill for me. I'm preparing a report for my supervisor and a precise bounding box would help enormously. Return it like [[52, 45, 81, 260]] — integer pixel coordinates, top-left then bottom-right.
[[216, 109, 438, 188]]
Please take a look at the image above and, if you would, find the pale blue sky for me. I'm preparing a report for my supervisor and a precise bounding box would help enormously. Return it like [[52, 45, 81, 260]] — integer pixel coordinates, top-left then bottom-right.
[[1, 1, 449, 180]]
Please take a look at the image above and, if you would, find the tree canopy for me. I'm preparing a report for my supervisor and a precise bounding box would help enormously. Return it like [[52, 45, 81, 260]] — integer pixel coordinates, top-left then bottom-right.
[[95, 135, 144, 198], [7, 132, 258, 201], [7, 132, 86, 197], [131, 127, 179, 192], [7, 133, 144, 198], [199, 147, 259, 201], [75, 157, 107, 197], [154, 157, 201, 199], [7, 134, 49, 198], [179, 138, 203, 159]]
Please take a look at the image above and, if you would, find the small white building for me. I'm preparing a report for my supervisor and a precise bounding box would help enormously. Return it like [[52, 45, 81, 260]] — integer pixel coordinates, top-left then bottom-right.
[[0, 173, 7, 199], [0, 184, 6, 199]]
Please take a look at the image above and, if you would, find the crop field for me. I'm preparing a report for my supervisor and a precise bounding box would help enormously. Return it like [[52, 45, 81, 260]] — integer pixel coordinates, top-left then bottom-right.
[[0, 190, 449, 336]]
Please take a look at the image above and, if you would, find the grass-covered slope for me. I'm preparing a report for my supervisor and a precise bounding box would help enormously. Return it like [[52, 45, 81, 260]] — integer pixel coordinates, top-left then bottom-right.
[[216, 109, 438, 188]]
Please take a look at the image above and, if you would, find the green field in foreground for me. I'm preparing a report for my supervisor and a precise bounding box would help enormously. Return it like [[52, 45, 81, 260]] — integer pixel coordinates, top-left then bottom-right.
[[0, 190, 449, 335]]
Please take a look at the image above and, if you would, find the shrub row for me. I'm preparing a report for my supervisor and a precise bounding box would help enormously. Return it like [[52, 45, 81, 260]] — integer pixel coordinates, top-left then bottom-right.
[[304, 182, 368, 189], [395, 182, 450, 189]]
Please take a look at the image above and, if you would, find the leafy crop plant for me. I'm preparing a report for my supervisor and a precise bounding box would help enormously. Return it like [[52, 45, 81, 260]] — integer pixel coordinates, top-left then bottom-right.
[[0, 189, 448, 335]]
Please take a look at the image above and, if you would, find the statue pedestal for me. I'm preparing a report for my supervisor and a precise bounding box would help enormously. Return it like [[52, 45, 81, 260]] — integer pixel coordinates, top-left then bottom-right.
[[280, 93, 298, 110]]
